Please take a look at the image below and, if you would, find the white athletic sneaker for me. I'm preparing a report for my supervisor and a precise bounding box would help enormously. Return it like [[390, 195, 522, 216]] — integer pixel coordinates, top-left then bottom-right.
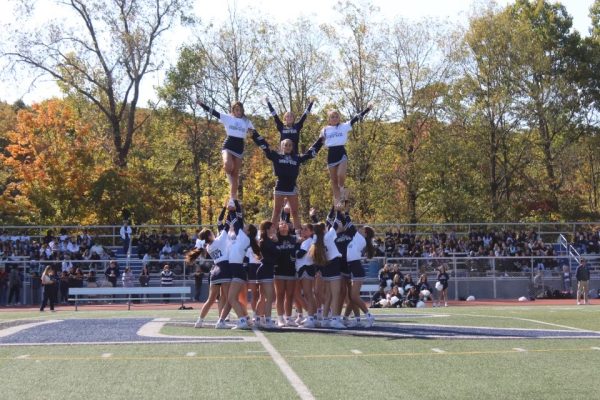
[[365, 314, 375, 328], [277, 320, 286, 328], [215, 320, 228, 329], [320, 319, 330, 328], [444, 302, 448, 307], [330, 319, 347, 329], [302, 319, 316, 328], [577, 301, 581, 305], [232, 320, 250, 330], [294, 315, 304, 325], [194, 317, 203, 328], [345, 319, 358, 328], [265, 320, 278, 329], [285, 318, 297, 327]]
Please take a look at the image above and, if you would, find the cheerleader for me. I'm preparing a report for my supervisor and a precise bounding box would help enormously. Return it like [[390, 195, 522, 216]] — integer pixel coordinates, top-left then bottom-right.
[[320, 105, 372, 207], [274, 221, 298, 327], [436, 265, 450, 307], [343, 212, 376, 327], [244, 224, 261, 323], [251, 129, 323, 230], [217, 200, 256, 329], [256, 221, 278, 328], [295, 223, 318, 328], [197, 100, 254, 202], [317, 210, 346, 329], [264, 96, 315, 154], [334, 211, 356, 325], [188, 205, 232, 329], [416, 274, 432, 305]]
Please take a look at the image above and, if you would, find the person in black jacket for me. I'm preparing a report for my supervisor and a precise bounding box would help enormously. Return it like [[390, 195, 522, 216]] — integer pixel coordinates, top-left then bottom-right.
[[576, 259, 591, 305]]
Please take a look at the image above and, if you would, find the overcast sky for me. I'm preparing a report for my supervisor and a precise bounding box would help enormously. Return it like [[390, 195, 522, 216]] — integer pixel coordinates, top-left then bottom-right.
[[0, 0, 595, 104]]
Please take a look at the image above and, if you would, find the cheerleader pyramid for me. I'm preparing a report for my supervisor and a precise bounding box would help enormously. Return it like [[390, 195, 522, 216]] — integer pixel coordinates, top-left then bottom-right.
[[188, 97, 375, 329]]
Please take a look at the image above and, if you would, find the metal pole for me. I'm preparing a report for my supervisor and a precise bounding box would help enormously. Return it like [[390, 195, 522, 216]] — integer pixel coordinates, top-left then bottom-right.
[[492, 258, 497, 299]]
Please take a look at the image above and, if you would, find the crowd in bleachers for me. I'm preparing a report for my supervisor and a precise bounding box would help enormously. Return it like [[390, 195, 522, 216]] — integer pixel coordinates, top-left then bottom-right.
[[1, 225, 598, 306]]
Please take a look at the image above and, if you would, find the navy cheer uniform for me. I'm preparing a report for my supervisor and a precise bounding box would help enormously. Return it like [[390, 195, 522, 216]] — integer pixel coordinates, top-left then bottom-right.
[[334, 214, 355, 279], [275, 233, 297, 280], [257, 237, 278, 283], [437, 272, 449, 290], [267, 99, 314, 154], [252, 129, 323, 196], [321, 107, 371, 167], [199, 102, 254, 158]]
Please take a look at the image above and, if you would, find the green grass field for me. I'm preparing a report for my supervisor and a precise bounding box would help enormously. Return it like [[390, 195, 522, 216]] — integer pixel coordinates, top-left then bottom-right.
[[1, 305, 599, 400]]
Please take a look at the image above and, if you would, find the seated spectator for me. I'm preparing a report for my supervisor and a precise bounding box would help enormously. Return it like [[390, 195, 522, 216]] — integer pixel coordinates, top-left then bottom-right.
[[105, 260, 120, 287], [402, 286, 419, 308]]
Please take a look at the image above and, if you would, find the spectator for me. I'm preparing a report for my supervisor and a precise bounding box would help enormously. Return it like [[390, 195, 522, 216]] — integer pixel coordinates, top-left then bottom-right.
[[87, 270, 97, 288], [193, 265, 204, 302], [561, 265, 572, 296], [161, 264, 174, 303], [122, 267, 134, 288], [402, 286, 419, 308], [31, 271, 41, 305], [105, 260, 120, 287], [370, 287, 386, 308], [576, 259, 591, 305], [40, 265, 58, 312], [59, 271, 70, 304], [120, 220, 132, 254], [378, 265, 391, 289], [7, 268, 22, 305], [0, 267, 7, 306]]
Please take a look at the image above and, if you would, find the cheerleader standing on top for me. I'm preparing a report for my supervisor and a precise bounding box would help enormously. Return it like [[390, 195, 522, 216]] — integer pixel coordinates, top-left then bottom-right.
[[264, 96, 315, 155], [321, 105, 372, 207], [197, 100, 254, 202], [250, 128, 323, 231]]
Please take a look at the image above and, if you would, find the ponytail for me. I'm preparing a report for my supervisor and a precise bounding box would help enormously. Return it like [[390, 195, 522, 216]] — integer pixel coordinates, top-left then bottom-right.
[[364, 226, 375, 259], [309, 223, 328, 266], [247, 224, 261, 259]]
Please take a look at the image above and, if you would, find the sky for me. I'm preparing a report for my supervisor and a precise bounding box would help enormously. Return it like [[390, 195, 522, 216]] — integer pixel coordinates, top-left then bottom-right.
[[0, 0, 595, 104]]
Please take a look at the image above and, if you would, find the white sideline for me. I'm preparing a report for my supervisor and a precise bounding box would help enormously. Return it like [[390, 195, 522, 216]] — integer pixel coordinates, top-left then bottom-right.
[[253, 329, 315, 400]]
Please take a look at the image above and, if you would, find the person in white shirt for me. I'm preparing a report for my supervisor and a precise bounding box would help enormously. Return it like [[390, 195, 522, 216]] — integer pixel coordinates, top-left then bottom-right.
[[120, 220, 133, 254]]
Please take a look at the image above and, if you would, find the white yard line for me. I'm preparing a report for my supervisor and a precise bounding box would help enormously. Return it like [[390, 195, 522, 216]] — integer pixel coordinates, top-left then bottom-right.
[[253, 329, 315, 400], [591, 347, 600, 351], [15, 354, 30, 359], [512, 348, 527, 352], [101, 353, 112, 358], [136, 318, 259, 343], [350, 349, 362, 354], [431, 348, 446, 353], [464, 313, 599, 333], [186, 352, 197, 357]]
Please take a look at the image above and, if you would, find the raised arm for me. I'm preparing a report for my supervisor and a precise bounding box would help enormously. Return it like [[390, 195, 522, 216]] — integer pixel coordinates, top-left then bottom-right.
[[266, 98, 284, 131], [232, 200, 244, 234], [349, 105, 372, 126], [344, 211, 357, 237], [217, 206, 230, 233], [297, 136, 324, 164], [250, 129, 278, 160], [197, 100, 221, 119], [296, 99, 315, 128], [326, 206, 335, 229]]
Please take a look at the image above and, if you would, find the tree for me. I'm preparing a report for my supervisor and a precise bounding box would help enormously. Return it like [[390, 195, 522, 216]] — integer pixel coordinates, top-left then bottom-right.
[[379, 17, 459, 223], [508, 0, 585, 215], [158, 46, 223, 225], [1, 0, 189, 168]]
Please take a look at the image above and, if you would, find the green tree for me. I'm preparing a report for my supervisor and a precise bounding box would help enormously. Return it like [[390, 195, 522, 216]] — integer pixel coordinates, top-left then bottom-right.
[[2, 0, 189, 169]]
